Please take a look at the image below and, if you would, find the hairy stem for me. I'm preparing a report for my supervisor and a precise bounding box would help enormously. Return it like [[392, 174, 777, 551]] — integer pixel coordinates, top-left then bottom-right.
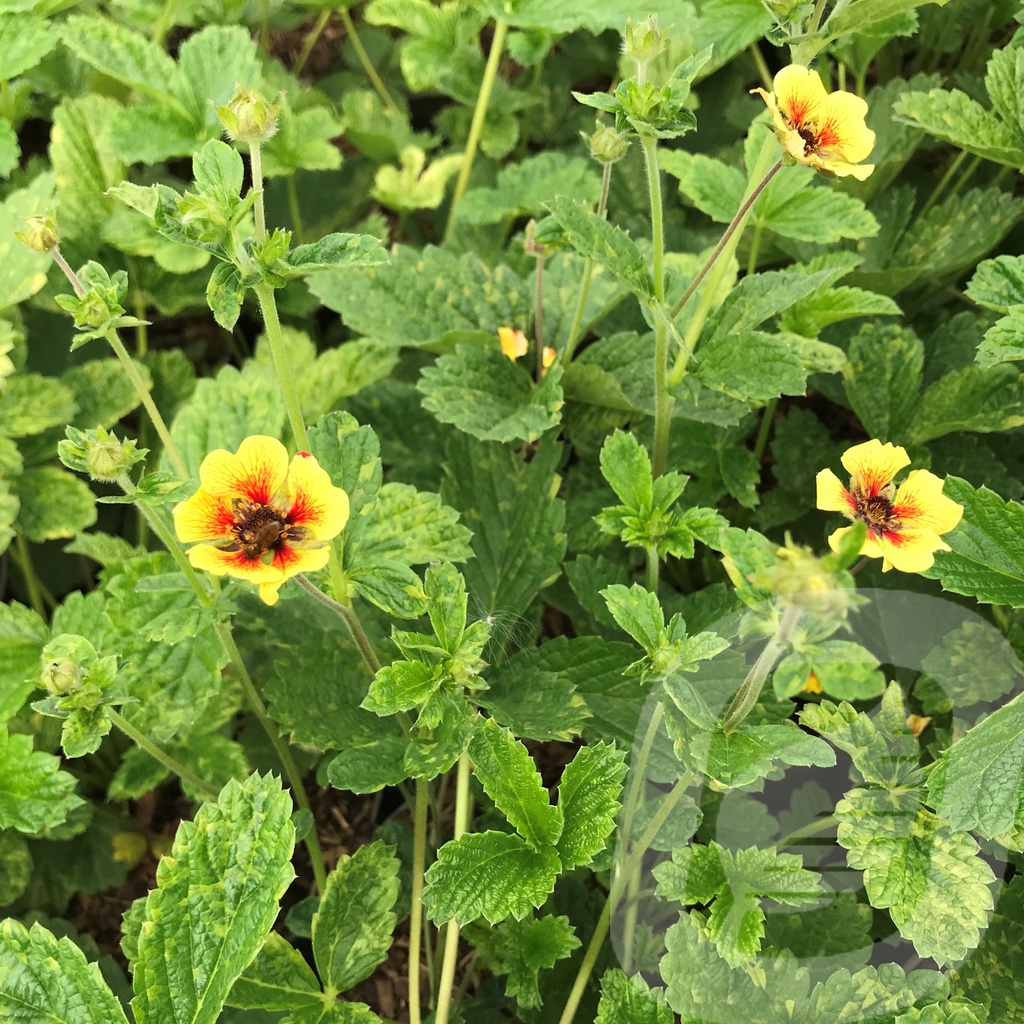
[[13, 534, 50, 617], [752, 396, 778, 464], [564, 160, 614, 361], [408, 776, 430, 1024], [534, 255, 545, 379], [444, 19, 509, 239], [294, 574, 381, 675], [434, 753, 473, 1024], [254, 283, 309, 452], [339, 5, 400, 114], [294, 8, 331, 76], [107, 709, 219, 799], [251, 141, 267, 245]]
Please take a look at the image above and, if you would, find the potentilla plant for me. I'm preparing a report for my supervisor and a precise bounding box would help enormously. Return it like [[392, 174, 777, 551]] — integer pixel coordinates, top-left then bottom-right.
[[2, 1, 1024, 1023]]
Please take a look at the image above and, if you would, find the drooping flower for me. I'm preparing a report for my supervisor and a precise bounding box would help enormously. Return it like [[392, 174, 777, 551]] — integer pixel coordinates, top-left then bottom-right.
[[816, 439, 962, 573], [173, 435, 348, 606], [751, 64, 875, 180], [498, 327, 529, 361]]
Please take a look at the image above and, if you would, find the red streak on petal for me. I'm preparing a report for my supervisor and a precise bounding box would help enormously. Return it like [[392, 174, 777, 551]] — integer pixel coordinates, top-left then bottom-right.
[[297, 451, 311, 458], [269, 544, 302, 571], [891, 498, 922, 522], [878, 526, 907, 547], [238, 457, 278, 506]]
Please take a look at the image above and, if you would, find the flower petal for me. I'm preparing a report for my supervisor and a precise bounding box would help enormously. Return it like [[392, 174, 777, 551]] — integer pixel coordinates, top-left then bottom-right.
[[269, 542, 331, 580], [751, 88, 789, 136], [286, 452, 349, 541], [772, 64, 828, 129], [876, 526, 950, 574], [258, 580, 284, 606], [840, 439, 910, 497], [173, 488, 234, 543], [816, 468, 857, 514], [827, 524, 884, 560], [816, 89, 875, 164], [498, 327, 528, 361], [813, 157, 875, 180], [891, 470, 963, 534], [199, 435, 289, 505], [187, 543, 286, 583]]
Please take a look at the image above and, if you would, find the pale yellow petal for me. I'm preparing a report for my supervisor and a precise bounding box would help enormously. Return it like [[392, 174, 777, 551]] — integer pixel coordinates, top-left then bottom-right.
[[892, 470, 963, 535], [173, 488, 234, 543], [814, 158, 875, 180], [187, 543, 285, 582], [751, 87, 790, 136], [498, 327, 528, 361], [772, 64, 828, 129], [258, 581, 283, 605], [816, 468, 857, 514], [199, 435, 289, 504], [840, 439, 910, 497], [286, 452, 350, 541], [827, 524, 884, 560], [876, 527, 950, 574], [816, 89, 875, 164]]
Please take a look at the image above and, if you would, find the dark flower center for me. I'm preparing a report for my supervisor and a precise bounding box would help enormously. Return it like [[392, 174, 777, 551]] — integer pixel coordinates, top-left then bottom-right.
[[798, 126, 818, 154], [856, 494, 895, 532], [231, 499, 289, 560]]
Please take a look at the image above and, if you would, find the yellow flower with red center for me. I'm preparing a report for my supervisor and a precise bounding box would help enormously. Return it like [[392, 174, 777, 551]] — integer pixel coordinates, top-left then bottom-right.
[[751, 64, 875, 180], [816, 439, 962, 573], [498, 327, 529, 361], [173, 435, 349, 606]]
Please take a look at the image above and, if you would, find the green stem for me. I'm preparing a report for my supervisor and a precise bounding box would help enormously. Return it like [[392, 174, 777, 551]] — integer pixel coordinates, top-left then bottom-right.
[[294, 574, 381, 675], [534, 254, 545, 380], [618, 701, 664, 971], [917, 150, 967, 220], [721, 603, 801, 733], [258, 0, 270, 52], [215, 621, 328, 895], [746, 222, 764, 276], [444, 19, 509, 239], [558, 774, 693, 1024], [339, 5, 400, 114], [748, 42, 773, 91], [251, 141, 266, 245], [752, 396, 777, 464], [13, 533, 48, 617], [107, 708, 219, 799], [294, 8, 331, 76], [776, 813, 836, 849], [434, 753, 473, 1024], [645, 546, 659, 595], [408, 776, 429, 1024], [254, 283, 309, 451], [949, 153, 981, 197], [286, 174, 306, 244], [133, 291, 149, 357], [668, 152, 782, 388], [152, 0, 179, 44], [564, 160, 613, 361], [643, 137, 673, 490]]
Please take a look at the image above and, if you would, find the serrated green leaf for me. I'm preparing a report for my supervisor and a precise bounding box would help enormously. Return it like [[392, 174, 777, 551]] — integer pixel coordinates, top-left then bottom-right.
[[423, 831, 561, 925], [363, 659, 439, 716], [0, 373, 76, 438], [482, 914, 580, 1009], [842, 323, 923, 441], [927, 690, 1024, 839], [780, 285, 901, 337], [193, 139, 243, 206], [556, 742, 627, 870], [966, 253, 1024, 312], [836, 786, 994, 964], [263, 104, 344, 177], [418, 345, 563, 443], [921, 476, 1024, 606], [908, 364, 1024, 442], [0, 828, 30, 905], [916, 620, 1021, 712], [544, 196, 654, 298], [976, 307, 1024, 367], [290, 338, 399, 422], [175, 26, 261, 128], [0, 919, 128, 1024], [349, 560, 429, 619], [109, 105, 200, 164], [310, 245, 530, 348], [226, 931, 321, 1012], [695, 330, 807, 402], [313, 841, 400, 993], [600, 583, 663, 652], [596, 968, 673, 1024], [284, 233, 389, 275], [425, 561, 468, 653], [13, 467, 97, 542], [458, 152, 601, 225], [326, 735, 410, 794], [0, 12, 55, 80], [308, 410, 382, 521], [654, 842, 825, 966], [0, 600, 47, 722], [825, 0, 950, 40], [59, 15, 182, 109], [131, 774, 295, 1024], [441, 435, 566, 617], [894, 86, 1024, 166], [662, 149, 744, 224], [62, 358, 148, 430], [469, 719, 563, 849], [599, 429, 654, 510], [0, 727, 85, 833]]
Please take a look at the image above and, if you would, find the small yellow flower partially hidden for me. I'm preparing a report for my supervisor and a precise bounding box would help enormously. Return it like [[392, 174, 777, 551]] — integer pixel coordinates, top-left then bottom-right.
[[802, 671, 823, 695], [541, 346, 557, 376], [498, 327, 529, 361], [816, 439, 962, 574], [751, 65, 875, 180], [173, 435, 349, 606]]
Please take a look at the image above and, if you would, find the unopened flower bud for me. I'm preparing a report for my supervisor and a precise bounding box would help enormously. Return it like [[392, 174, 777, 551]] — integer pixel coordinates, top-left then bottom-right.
[[16, 214, 59, 253], [40, 634, 97, 695], [623, 15, 668, 78], [217, 85, 282, 144], [58, 425, 147, 482], [582, 122, 630, 164], [42, 658, 79, 696]]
